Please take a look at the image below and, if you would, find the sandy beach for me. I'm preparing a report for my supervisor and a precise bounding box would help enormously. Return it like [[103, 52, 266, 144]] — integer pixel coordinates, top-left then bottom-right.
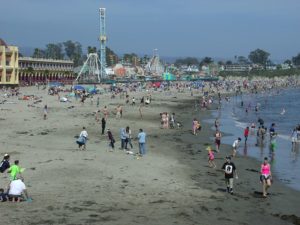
[[0, 86, 300, 225]]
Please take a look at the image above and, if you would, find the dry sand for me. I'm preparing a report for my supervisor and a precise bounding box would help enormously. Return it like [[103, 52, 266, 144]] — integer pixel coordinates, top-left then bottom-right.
[[0, 86, 300, 225]]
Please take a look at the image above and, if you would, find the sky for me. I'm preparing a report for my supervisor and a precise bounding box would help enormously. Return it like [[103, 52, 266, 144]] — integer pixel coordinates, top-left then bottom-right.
[[1, 0, 300, 60]]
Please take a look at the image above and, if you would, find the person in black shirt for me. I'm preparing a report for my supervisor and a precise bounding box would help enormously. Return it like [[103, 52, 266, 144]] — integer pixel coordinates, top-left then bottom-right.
[[222, 156, 238, 194], [0, 154, 10, 173], [101, 117, 106, 135]]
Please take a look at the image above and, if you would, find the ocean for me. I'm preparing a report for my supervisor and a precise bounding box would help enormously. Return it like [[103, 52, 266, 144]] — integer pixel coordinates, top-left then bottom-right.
[[209, 88, 300, 191]]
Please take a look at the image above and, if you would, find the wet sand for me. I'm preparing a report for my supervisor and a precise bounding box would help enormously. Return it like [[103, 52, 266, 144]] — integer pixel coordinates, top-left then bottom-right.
[[0, 86, 300, 225]]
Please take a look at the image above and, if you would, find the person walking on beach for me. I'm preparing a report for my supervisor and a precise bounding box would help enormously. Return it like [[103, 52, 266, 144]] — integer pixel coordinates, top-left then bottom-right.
[[116, 105, 122, 119], [260, 157, 272, 198], [107, 129, 115, 151], [139, 105, 143, 119], [269, 123, 276, 139], [125, 126, 133, 150], [101, 117, 106, 135], [232, 137, 241, 157], [244, 127, 249, 144], [77, 127, 88, 151], [170, 113, 175, 129], [215, 130, 222, 152], [102, 106, 109, 120], [137, 129, 146, 156], [96, 96, 100, 107], [207, 146, 216, 168], [222, 156, 238, 194], [43, 105, 48, 120], [131, 97, 136, 105], [120, 128, 127, 150], [192, 118, 198, 135]]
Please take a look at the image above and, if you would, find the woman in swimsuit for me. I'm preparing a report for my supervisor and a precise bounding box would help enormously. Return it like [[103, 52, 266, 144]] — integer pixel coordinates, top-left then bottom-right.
[[260, 157, 272, 197]]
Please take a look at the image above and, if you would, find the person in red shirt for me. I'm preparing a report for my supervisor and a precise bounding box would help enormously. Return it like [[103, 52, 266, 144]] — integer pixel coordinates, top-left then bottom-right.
[[244, 127, 250, 143]]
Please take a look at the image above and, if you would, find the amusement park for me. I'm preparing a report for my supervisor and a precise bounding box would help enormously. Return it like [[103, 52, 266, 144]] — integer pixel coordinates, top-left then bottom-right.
[[0, 7, 219, 89]]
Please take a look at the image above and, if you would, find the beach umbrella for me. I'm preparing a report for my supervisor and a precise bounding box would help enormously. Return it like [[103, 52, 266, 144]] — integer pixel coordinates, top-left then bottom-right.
[[88, 88, 98, 94], [49, 82, 63, 87], [74, 85, 85, 91]]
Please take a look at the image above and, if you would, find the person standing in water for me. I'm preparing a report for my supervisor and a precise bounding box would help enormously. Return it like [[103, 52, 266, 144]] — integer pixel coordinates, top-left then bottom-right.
[[244, 127, 249, 144], [215, 130, 222, 152], [214, 118, 220, 130], [291, 128, 299, 150], [232, 137, 241, 157], [207, 146, 216, 168]]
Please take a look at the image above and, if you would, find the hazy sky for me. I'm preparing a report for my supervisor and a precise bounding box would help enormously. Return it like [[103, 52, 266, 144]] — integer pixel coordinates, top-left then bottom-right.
[[1, 0, 300, 60]]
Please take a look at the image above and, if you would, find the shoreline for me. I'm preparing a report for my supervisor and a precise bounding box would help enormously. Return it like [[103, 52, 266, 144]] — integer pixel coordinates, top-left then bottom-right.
[[0, 86, 299, 225], [171, 97, 300, 225], [216, 87, 300, 191]]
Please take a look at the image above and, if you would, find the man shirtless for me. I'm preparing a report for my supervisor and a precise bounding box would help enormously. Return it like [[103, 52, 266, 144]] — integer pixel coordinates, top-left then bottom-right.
[[116, 105, 122, 119], [102, 106, 109, 120]]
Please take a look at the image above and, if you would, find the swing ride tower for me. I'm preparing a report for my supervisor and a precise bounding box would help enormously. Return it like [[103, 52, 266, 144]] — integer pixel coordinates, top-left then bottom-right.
[[99, 8, 107, 79]]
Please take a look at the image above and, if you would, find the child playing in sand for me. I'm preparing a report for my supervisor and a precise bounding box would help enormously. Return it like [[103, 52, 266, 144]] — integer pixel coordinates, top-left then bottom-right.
[[207, 146, 216, 168], [8, 160, 23, 181], [0, 188, 8, 202]]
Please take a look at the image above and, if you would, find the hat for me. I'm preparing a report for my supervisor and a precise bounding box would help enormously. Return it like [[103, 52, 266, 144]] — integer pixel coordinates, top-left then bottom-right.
[[4, 153, 9, 157], [226, 156, 231, 160], [206, 146, 212, 151]]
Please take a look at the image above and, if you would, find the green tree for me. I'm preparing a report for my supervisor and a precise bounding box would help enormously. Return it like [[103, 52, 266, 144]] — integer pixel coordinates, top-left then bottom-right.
[[237, 56, 248, 65], [63, 40, 77, 59], [226, 60, 233, 65], [63, 41, 83, 67], [175, 57, 199, 66], [104, 47, 118, 67], [87, 46, 97, 54], [248, 49, 270, 66], [142, 55, 150, 65], [32, 48, 46, 58], [292, 53, 300, 66], [122, 53, 139, 65], [199, 57, 213, 68], [284, 59, 292, 65], [45, 43, 64, 59]]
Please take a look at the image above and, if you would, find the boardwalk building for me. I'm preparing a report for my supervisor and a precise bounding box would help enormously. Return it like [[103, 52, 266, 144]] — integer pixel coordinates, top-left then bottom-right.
[[0, 39, 19, 86], [19, 57, 74, 85]]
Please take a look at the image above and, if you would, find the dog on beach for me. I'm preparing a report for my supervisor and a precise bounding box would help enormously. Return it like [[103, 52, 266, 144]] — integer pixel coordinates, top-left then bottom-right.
[[176, 122, 183, 129]]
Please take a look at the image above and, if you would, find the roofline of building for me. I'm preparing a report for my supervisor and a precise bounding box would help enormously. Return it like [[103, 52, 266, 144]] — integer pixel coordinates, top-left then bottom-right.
[[19, 57, 73, 64]]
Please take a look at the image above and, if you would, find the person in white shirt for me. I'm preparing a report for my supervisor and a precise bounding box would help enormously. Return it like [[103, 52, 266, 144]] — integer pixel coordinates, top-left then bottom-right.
[[78, 127, 88, 150], [8, 176, 30, 202], [232, 137, 241, 157]]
